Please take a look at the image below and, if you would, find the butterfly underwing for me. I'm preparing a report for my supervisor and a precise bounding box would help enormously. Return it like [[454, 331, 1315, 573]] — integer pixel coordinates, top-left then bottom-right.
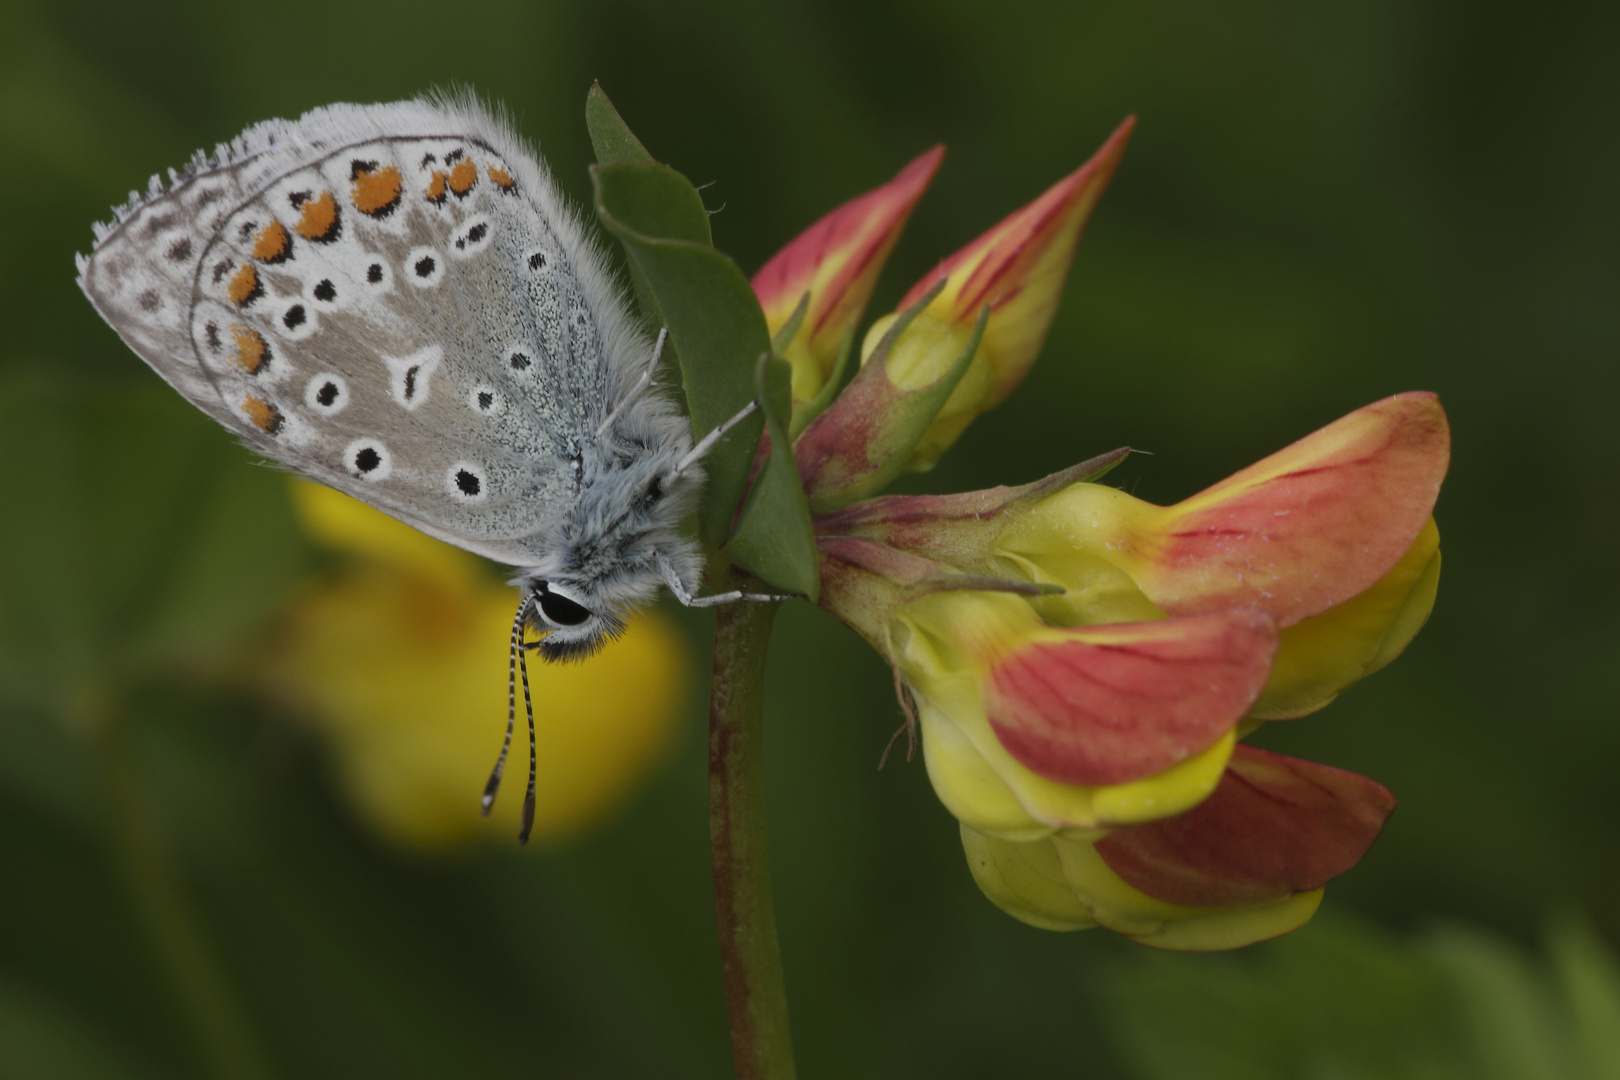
[[77, 95, 708, 661]]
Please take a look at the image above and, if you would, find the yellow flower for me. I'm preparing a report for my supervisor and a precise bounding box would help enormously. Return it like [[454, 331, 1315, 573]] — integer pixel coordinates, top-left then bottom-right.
[[812, 394, 1446, 947], [265, 481, 689, 849]]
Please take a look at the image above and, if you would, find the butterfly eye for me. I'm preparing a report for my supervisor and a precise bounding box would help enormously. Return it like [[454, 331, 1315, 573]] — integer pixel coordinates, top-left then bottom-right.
[[537, 589, 591, 627]]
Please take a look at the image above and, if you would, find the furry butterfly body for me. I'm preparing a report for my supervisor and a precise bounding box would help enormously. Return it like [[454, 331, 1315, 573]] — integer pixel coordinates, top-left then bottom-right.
[[77, 96, 703, 659]]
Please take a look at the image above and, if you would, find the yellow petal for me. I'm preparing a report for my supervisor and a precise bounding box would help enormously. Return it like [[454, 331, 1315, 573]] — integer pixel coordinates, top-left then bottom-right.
[[1252, 518, 1441, 719], [961, 824, 1096, 931]]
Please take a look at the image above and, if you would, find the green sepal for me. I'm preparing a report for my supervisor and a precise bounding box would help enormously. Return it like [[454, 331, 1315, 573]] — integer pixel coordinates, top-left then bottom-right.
[[794, 282, 986, 513], [789, 324, 855, 441], [807, 446, 1134, 576], [770, 291, 810, 357], [591, 160, 769, 548], [720, 353, 820, 601]]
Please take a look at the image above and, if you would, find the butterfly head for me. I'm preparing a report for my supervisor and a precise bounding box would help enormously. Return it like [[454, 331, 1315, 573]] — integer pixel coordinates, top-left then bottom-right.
[[519, 579, 629, 661], [515, 438, 704, 661]]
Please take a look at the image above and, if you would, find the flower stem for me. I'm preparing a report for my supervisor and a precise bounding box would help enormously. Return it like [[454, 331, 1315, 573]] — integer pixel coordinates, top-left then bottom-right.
[[94, 709, 274, 1080], [708, 599, 796, 1080]]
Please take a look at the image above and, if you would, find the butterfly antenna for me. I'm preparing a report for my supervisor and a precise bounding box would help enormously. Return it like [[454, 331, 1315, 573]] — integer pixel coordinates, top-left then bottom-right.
[[483, 596, 529, 815], [594, 328, 668, 442], [671, 398, 759, 479], [517, 622, 538, 845]]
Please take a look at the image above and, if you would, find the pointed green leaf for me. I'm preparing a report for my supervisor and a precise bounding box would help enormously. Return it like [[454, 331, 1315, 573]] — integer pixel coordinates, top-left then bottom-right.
[[722, 354, 819, 600], [586, 82, 654, 165], [592, 160, 768, 548]]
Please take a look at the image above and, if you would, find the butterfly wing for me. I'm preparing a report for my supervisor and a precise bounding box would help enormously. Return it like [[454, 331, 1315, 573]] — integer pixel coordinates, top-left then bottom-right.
[[78, 97, 650, 569]]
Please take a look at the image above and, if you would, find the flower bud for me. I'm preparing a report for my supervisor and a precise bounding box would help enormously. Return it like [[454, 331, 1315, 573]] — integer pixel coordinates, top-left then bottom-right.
[[751, 146, 943, 405], [865, 118, 1134, 469]]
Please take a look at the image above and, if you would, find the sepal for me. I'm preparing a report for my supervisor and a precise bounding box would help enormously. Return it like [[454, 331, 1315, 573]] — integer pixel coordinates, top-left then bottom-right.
[[794, 282, 986, 512]]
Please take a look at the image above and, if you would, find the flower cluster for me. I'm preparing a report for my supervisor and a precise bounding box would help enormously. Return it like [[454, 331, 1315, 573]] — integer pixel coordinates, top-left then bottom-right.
[[750, 121, 1449, 949]]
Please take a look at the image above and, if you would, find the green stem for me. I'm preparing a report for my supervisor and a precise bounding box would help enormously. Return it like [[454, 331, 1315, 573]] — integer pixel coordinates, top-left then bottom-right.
[[708, 600, 796, 1080], [94, 709, 274, 1080]]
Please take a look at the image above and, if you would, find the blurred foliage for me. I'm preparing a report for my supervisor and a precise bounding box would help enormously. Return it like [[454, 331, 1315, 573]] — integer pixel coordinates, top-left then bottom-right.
[[1, 0, 1616, 1076], [1101, 910, 1620, 1080]]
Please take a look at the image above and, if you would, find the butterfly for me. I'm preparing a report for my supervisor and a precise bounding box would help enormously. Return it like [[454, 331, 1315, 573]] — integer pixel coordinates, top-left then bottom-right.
[[77, 94, 774, 838]]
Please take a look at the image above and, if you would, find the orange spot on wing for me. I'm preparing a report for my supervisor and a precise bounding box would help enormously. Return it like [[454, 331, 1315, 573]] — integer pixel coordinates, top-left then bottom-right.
[[227, 264, 262, 306], [242, 394, 284, 435], [252, 220, 290, 262], [448, 159, 478, 196], [230, 325, 270, 375], [352, 164, 403, 216], [425, 171, 448, 204], [295, 191, 339, 241], [488, 164, 515, 191]]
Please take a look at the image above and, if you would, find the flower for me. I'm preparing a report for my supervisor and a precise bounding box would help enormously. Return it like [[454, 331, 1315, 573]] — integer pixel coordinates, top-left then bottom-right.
[[752, 145, 944, 406], [859, 118, 1134, 470], [742, 118, 1449, 950], [812, 394, 1448, 946], [264, 481, 689, 849], [961, 744, 1397, 950]]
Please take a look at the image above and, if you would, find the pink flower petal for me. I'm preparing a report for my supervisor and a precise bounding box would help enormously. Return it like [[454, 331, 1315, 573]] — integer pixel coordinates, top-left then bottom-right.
[[1094, 744, 1397, 907], [983, 609, 1277, 786], [752, 145, 944, 358], [1138, 392, 1450, 626]]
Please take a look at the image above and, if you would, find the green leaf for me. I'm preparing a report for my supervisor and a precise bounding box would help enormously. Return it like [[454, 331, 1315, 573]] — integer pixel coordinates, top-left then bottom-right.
[[583, 83, 699, 344], [1425, 923, 1572, 1080], [592, 160, 771, 550], [721, 354, 819, 601], [585, 82, 654, 165], [589, 157, 712, 247], [1546, 911, 1620, 1080]]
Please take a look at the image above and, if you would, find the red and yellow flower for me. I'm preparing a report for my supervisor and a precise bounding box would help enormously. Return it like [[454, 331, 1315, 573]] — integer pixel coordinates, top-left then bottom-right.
[[750, 124, 1450, 949]]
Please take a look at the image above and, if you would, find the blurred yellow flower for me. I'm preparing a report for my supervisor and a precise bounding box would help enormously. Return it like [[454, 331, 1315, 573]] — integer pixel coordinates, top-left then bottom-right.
[[265, 481, 690, 849]]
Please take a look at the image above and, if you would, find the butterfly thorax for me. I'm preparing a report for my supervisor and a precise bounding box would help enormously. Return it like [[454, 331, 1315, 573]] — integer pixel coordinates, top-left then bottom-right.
[[515, 427, 702, 661]]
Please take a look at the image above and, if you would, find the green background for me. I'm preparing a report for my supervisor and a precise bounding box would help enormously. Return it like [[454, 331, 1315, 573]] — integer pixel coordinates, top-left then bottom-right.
[[2, 0, 1617, 1076]]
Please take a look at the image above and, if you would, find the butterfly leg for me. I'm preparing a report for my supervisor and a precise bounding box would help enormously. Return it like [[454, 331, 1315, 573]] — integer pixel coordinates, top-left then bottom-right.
[[656, 551, 793, 607], [594, 327, 668, 441], [671, 398, 760, 479]]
